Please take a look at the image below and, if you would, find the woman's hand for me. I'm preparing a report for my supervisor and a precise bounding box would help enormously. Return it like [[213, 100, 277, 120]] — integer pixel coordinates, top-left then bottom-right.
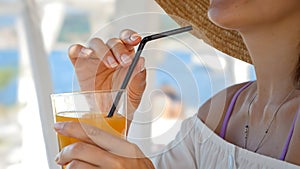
[[54, 121, 155, 169], [68, 29, 147, 116]]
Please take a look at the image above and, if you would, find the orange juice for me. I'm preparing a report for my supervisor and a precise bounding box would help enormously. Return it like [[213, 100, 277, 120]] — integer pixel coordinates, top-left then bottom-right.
[[55, 111, 126, 150]]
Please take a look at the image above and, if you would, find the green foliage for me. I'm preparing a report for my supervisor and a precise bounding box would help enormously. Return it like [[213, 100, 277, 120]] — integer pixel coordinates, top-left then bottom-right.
[[0, 67, 17, 90]]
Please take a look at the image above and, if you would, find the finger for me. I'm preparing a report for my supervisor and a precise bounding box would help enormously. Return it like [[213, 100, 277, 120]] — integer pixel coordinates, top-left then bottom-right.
[[131, 57, 145, 78], [68, 44, 86, 65], [65, 160, 99, 169], [88, 38, 119, 68], [128, 69, 147, 113], [68, 44, 98, 61], [106, 38, 134, 67], [129, 70, 146, 99], [111, 57, 145, 86], [114, 57, 146, 91], [128, 57, 147, 102], [54, 122, 143, 158], [110, 57, 146, 113], [68, 42, 117, 69], [56, 142, 117, 167], [119, 29, 141, 50]]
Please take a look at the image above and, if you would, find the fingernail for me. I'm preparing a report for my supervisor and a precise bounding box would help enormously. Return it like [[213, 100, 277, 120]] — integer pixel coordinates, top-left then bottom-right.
[[55, 153, 60, 163], [121, 54, 132, 64], [107, 56, 118, 68], [80, 48, 93, 57], [54, 122, 64, 131], [140, 62, 145, 72], [130, 33, 140, 41]]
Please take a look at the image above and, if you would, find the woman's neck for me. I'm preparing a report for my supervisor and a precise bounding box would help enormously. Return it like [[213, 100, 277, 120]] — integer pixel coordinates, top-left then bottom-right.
[[239, 15, 299, 105]]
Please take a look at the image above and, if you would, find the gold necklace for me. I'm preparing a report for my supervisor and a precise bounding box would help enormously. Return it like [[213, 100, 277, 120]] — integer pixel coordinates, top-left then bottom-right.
[[244, 89, 295, 152]]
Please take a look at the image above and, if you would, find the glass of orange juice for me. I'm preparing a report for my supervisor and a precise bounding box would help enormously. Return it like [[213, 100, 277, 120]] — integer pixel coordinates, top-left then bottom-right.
[[51, 90, 127, 152]]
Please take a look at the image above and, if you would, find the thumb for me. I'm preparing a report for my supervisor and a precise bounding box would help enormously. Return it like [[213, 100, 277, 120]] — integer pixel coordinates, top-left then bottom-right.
[[128, 68, 146, 109]]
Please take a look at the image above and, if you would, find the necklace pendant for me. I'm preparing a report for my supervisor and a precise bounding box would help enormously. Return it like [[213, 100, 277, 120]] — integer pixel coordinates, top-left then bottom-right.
[[244, 88, 295, 152], [244, 125, 249, 149], [244, 125, 249, 133]]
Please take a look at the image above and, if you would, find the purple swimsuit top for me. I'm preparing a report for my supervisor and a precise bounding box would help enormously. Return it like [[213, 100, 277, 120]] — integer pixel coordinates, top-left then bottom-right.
[[219, 81, 299, 161]]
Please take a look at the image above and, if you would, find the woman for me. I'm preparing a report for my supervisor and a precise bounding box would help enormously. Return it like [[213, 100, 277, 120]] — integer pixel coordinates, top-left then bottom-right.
[[54, 0, 300, 168]]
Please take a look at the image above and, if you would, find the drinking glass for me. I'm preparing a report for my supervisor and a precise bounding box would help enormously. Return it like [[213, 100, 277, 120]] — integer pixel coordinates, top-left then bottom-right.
[[51, 90, 127, 151]]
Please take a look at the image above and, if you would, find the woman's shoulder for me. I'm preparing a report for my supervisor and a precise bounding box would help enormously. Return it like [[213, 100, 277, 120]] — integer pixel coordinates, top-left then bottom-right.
[[197, 81, 253, 134]]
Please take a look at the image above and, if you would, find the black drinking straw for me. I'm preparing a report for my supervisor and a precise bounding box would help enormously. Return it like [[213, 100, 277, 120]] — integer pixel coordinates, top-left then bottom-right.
[[107, 26, 193, 117]]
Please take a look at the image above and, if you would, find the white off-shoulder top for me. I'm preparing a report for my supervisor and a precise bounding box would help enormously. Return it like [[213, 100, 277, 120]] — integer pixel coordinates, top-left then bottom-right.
[[152, 115, 300, 169]]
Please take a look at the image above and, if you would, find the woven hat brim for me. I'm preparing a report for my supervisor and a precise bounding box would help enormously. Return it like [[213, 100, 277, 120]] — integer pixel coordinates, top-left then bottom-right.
[[155, 0, 252, 64]]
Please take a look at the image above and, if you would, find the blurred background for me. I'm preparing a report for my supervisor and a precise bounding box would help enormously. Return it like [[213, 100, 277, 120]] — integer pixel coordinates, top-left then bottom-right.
[[0, 0, 255, 168]]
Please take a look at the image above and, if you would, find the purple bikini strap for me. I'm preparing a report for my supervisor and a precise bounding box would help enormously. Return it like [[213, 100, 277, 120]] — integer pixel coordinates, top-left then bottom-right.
[[219, 81, 254, 139], [218, 81, 298, 161], [279, 106, 299, 160]]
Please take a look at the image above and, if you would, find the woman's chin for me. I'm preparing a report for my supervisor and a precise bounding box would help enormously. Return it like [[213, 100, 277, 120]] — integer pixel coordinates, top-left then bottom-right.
[[208, 9, 238, 30]]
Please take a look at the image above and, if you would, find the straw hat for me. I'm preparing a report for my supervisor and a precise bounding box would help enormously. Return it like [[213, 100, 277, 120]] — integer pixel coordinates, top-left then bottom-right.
[[155, 0, 252, 64]]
